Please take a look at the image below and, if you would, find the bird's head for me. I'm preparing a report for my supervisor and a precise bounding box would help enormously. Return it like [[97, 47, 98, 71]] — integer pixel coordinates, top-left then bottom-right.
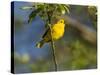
[[57, 19, 65, 27], [58, 19, 64, 23]]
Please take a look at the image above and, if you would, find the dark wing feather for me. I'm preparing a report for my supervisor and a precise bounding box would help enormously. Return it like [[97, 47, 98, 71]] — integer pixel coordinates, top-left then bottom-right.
[[42, 28, 49, 38]]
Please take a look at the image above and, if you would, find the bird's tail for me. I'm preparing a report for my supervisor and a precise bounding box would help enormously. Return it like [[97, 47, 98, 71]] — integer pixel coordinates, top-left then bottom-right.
[[36, 40, 45, 48]]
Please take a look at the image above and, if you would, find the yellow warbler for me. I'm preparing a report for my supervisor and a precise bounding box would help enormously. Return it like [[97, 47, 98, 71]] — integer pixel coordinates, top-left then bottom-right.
[[36, 19, 65, 48]]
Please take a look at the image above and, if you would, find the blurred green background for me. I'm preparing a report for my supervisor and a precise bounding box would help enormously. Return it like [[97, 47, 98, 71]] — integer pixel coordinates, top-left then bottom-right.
[[13, 2, 97, 73]]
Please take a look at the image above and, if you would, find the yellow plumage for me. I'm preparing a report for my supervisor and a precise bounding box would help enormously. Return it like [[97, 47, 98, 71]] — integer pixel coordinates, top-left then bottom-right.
[[36, 19, 65, 48]]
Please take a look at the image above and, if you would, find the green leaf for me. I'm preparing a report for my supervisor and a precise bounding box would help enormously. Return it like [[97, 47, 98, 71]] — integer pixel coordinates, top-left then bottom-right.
[[28, 8, 41, 23], [88, 6, 97, 16], [28, 11, 37, 23], [58, 5, 66, 14], [63, 5, 70, 14], [20, 6, 33, 10]]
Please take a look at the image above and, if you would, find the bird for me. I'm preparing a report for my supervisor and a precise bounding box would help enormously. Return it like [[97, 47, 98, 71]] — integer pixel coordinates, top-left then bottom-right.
[[36, 19, 65, 48]]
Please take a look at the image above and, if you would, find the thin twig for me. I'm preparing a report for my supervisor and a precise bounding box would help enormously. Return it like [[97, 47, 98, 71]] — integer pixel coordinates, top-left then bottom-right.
[[48, 24, 57, 71], [46, 5, 57, 71]]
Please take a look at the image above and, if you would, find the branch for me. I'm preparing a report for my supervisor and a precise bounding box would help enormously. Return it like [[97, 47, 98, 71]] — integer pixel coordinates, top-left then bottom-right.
[[47, 10, 57, 71], [48, 24, 57, 71]]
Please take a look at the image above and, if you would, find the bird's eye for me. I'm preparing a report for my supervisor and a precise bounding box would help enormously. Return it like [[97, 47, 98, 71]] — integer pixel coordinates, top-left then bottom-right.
[[60, 20, 63, 23]]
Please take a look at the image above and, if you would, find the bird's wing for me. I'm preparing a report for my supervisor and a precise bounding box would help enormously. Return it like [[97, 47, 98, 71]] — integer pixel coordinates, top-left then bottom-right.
[[42, 28, 49, 38], [42, 25, 54, 38]]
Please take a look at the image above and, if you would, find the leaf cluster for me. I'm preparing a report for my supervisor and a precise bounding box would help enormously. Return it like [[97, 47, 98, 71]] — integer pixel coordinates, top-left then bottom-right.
[[21, 3, 70, 24]]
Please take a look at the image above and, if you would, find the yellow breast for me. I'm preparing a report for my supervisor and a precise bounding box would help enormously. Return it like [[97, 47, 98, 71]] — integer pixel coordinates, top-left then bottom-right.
[[52, 23, 65, 40]]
